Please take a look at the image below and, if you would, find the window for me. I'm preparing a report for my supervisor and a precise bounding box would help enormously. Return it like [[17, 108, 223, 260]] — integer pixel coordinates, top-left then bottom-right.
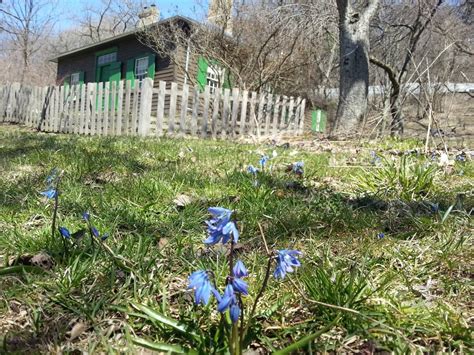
[[135, 56, 149, 80], [97, 52, 117, 66], [207, 65, 224, 94], [70, 72, 80, 85]]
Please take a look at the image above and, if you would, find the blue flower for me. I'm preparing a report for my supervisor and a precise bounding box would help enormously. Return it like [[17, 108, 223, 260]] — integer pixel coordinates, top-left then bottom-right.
[[58, 227, 71, 239], [292, 161, 304, 175], [40, 188, 57, 199], [274, 250, 302, 279], [370, 151, 382, 165], [101, 233, 110, 241], [455, 154, 466, 162], [46, 168, 58, 185], [188, 270, 215, 305], [217, 284, 241, 323], [82, 212, 90, 221], [91, 227, 100, 238], [247, 165, 258, 175], [204, 207, 239, 244], [259, 155, 269, 169], [233, 260, 248, 278], [377, 232, 385, 239], [230, 304, 240, 323], [232, 277, 248, 295]]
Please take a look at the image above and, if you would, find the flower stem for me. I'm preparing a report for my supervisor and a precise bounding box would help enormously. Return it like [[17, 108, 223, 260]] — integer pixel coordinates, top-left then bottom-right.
[[51, 171, 63, 246], [242, 254, 273, 340]]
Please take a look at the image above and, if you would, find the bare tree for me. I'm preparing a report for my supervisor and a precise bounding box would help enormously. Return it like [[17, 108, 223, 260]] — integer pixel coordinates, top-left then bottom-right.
[[332, 0, 380, 137], [140, 1, 337, 99], [0, 0, 57, 83], [369, 0, 447, 136]]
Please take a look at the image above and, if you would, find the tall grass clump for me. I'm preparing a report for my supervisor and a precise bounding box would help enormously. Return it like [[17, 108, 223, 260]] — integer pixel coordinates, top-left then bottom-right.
[[355, 154, 440, 201]]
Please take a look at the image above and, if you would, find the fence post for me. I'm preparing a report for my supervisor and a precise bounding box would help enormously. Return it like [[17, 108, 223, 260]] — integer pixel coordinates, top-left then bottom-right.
[[137, 77, 153, 136], [298, 99, 306, 134]]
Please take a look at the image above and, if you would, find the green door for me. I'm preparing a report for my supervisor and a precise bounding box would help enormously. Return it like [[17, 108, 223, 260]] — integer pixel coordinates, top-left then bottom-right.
[[311, 109, 327, 133], [98, 62, 121, 109], [99, 62, 121, 83]]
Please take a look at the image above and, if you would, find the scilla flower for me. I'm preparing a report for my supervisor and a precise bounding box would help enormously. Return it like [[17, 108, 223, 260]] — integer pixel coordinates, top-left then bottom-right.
[[232, 277, 248, 295], [274, 250, 302, 279], [40, 188, 57, 199], [233, 260, 248, 278], [259, 155, 269, 169], [204, 207, 239, 244], [247, 165, 258, 175], [217, 284, 240, 323], [188, 270, 217, 305], [58, 227, 71, 239], [292, 161, 304, 175]]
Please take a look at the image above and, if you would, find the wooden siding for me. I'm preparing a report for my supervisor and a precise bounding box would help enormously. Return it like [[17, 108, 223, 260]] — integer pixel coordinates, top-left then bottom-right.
[[56, 34, 175, 87]]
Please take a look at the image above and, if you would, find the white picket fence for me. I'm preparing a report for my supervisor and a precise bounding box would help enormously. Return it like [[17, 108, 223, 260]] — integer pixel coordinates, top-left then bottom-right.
[[0, 78, 306, 138]]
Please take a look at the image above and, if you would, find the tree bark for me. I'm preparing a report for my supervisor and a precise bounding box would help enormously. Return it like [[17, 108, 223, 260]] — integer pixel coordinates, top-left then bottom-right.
[[333, 0, 379, 137]]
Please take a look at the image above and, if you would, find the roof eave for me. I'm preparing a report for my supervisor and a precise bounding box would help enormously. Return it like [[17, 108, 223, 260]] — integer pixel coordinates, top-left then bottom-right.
[[49, 15, 196, 63]]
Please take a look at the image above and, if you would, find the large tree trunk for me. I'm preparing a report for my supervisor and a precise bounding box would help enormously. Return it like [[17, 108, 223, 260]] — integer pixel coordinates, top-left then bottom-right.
[[332, 0, 379, 137]]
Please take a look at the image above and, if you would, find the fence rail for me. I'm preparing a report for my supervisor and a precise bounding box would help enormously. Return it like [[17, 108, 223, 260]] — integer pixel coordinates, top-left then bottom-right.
[[0, 78, 306, 138]]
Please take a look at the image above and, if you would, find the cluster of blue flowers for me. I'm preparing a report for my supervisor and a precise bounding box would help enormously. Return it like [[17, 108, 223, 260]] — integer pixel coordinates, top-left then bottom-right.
[[370, 151, 382, 166], [58, 211, 109, 241], [292, 161, 304, 176], [273, 250, 303, 279], [204, 207, 239, 245], [40, 168, 59, 199], [188, 207, 302, 324]]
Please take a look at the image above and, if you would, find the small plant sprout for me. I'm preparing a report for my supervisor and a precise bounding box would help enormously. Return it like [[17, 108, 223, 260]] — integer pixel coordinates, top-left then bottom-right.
[[188, 207, 302, 354]]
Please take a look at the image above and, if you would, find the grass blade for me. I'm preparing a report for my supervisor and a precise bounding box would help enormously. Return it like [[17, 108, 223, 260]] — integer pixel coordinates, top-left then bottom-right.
[[0, 266, 47, 276], [132, 337, 190, 354], [131, 303, 199, 340], [273, 318, 338, 355], [441, 204, 454, 224]]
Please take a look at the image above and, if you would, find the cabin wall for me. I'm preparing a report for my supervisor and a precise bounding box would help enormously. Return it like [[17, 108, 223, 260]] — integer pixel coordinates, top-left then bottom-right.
[[56, 35, 174, 87]]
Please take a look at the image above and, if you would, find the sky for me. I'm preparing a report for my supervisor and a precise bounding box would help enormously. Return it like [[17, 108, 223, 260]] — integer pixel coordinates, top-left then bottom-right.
[[55, 0, 209, 31]]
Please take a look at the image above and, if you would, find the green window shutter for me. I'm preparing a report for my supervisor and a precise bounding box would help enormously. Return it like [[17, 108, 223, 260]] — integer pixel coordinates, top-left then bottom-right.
[[79, 71, 85, 85], [126, 59, 135, 89], [148, 54, 156, 79], [63, 76, 70, 88], [196, 56, 208, 91], [109, 62, 121, 83]]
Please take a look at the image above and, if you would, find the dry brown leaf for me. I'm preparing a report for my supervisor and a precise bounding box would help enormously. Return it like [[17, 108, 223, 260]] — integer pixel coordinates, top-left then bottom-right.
[[69, 322, 87, 341]]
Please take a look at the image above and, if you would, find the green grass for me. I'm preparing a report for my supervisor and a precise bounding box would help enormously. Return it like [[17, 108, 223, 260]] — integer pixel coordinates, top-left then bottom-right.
[[1, 125, 472, 353]]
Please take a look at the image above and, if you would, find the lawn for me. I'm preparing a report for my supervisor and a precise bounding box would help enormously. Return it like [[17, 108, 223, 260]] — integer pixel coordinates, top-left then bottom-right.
[[0, 125, 472, 353]]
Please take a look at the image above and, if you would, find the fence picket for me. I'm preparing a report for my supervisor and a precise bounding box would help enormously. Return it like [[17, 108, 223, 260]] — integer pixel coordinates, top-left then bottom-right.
[[272, 95, 280, 135], [131, 83, 139, 136], [231, 88, 239, 137], [156, 81, 166, 136], [240, 90, 248, 135], [211, 88, 220, 138], [249, 91, 257, 136], [179, 83, 189, 135], [264, 93, 273, 136], [124, 80, 131, 135], [138, 78, 153, 136], [116, 81, 123, 135], [110, 81, 117, 135], [202, 86, 210, 138], [168, 82, 178, 134], [191, 85, 199, 136]]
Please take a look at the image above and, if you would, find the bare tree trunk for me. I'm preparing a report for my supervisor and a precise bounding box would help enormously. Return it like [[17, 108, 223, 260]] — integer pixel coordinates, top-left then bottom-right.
[[333, 0, 379, 137]]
